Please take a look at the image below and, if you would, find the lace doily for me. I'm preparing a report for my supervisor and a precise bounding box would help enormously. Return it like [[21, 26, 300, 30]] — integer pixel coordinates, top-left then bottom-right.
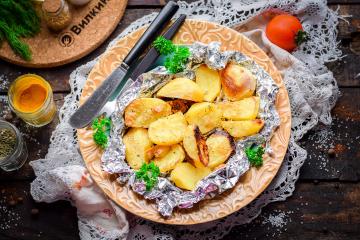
[[30, 0, 341, 239]]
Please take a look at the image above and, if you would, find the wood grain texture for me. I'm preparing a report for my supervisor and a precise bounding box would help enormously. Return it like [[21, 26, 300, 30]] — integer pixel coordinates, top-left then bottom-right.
[[0, 182, 358, 240], [0, 2, 359, 239], [0, 0, 127, 68], [1, 5, 359, 93], [299, 88, 360, 181]]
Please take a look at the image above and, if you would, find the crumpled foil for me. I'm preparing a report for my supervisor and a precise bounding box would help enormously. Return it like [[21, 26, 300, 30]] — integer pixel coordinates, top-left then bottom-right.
[[101, 42, 280, 217]]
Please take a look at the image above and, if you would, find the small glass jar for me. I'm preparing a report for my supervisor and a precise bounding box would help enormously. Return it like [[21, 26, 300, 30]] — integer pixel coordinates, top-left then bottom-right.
[[8, 74, 57, 127], [42, 0, 72, 32], [0, 120, 28, 172]]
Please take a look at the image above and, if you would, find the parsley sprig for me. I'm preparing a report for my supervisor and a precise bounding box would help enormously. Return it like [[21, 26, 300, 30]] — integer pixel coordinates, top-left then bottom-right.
[[135, 162, 160, 191], [92, 117, 111, 149], [245, 144, 265, 167], [153, 36, 190, 74], [153, 36, 175, 55]]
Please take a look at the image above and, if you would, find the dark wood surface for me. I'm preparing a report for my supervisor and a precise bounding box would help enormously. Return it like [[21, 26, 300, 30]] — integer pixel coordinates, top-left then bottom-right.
[[0, 1, 359, 239]]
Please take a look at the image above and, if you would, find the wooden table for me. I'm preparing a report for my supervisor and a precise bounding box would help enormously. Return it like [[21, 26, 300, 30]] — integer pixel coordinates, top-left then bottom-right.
[[0, 1, 359, 239]]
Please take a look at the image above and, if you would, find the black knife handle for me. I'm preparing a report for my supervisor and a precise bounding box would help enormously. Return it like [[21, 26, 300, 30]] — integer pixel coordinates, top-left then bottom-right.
[[122, 1, 179, 67]]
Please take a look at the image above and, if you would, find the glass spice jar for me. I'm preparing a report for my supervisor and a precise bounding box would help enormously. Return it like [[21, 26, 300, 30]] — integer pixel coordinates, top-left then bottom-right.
[[42, 0, 72, 32], [0, 120, 28, 172], [8, 74, 57, 127]]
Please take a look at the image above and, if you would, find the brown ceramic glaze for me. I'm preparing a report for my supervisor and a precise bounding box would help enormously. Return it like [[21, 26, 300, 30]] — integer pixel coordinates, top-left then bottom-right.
[[77, 20, 291, 225]]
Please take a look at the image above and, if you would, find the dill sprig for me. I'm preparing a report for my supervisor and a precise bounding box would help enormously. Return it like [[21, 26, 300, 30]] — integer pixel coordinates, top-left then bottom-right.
[[0, 0, 40, 61], [153, 36, 190, 74], [135, 162, 160, 191], [245, 144, 265, 167], [92, 117, 111, 149]]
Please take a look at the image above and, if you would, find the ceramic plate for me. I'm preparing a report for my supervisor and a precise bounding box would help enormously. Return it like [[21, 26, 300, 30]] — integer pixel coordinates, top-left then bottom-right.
[[78, 19, 291, 225]]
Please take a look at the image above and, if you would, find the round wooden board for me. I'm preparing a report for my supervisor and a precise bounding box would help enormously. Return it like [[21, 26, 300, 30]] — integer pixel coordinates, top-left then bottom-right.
[[0, 0, 127, 68], [78, 19, 292, 225]]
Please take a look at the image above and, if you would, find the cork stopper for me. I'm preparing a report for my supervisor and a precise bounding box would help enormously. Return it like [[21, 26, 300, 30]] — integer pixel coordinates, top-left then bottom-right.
[[43, 0, 63, 13]]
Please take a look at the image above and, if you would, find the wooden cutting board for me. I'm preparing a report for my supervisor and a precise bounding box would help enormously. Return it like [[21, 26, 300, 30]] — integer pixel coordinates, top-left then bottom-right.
[[0, 0, 127, 68]]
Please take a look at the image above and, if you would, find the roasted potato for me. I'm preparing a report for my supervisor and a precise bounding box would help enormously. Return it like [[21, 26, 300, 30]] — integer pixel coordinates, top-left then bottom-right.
[[148, 112, 188, 145], [195, 65, 221, 102], [218, 96, 260, 120], [123, 128, 153, 169], [167, 99, 192, 113], [146, 145, 171, 159], [221, 119, 264, 138], [183, 125, 209, 167], [170, 162, 212, 191], [157, 78, 204, 102], [153, 144, 185, 173], [220, 63, 256, 101], [185, 102, 222, 133], [124, 98, 172, 128], [206, 130, 235, 169]]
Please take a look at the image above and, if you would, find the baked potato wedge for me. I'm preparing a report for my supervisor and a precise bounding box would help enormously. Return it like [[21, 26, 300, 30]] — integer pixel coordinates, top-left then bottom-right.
[[195, 65, 221, 102], [170, 162, 212, 191], [220, 63, 256, 101], [148, 112, 188, 145], [206, 130, 235, 169], [184, 102, 222, 133], [218, 96, 260, 120], [167, 99, 192, 113], [123, 128, 153, 169], [183, 125, 209, 168], [124, 98, 172, 128], [157, 78, 204, 102], [146, 145, 171, 159], [221, 119, 264, 138], [153, 144, 185, 173]]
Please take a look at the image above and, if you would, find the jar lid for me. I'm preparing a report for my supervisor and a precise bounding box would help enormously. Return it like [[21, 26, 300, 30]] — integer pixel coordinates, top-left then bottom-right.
[[43, 0, 63, 13]]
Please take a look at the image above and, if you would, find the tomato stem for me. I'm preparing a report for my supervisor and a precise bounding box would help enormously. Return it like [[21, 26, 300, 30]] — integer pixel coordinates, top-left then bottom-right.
[[295, 30, 309, 46]]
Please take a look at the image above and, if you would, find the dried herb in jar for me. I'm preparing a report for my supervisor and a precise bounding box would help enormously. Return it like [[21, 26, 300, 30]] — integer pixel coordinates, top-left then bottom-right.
[[42, 0, 72, 32], [0, 128, 17, 160]]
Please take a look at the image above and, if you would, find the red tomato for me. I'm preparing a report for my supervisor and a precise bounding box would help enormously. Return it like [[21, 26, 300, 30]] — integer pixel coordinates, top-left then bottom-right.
[[266, 14, 306, 52]]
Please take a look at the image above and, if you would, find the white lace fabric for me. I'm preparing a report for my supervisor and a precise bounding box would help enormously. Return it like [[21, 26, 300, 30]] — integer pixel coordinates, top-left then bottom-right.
[[30, 0, 341, 239]]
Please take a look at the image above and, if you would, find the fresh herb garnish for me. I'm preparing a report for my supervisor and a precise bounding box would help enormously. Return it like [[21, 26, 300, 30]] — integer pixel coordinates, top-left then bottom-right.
[[245, 144, 265, 167], [153, 36, 175, 55], [135, 162, 160, 191], [92, 117, 111, 149], [153, 36, 190, 74], [0, 0, 41, 61]]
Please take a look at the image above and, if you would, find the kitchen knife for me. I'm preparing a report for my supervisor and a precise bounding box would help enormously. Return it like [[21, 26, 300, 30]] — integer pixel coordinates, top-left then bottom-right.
[[69, 1, 179, 129], [106, 14, 187, 105]]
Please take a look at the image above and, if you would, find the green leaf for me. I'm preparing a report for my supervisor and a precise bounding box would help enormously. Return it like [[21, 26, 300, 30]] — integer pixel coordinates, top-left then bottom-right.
[[135, 162, 160, 191], [92, 117, 112, 149], [0, 0, 40, 61], [153, 36, 190, 74], [153, 36, 175, 55], [245, 144, 265, 167]]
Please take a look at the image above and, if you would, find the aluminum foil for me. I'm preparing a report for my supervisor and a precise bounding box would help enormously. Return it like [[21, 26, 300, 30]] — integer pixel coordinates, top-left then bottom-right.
[[101, 42, 280, 217]]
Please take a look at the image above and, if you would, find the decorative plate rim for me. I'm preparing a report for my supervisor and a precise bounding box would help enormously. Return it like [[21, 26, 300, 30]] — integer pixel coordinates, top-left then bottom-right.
[[77, 19, 291, 225]]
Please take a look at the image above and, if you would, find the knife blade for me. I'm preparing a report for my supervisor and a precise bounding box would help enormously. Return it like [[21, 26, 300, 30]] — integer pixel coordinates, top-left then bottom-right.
[[103, 14, 186, 107], [69, 1, 179, 129], [95, 14, 187, 119]]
